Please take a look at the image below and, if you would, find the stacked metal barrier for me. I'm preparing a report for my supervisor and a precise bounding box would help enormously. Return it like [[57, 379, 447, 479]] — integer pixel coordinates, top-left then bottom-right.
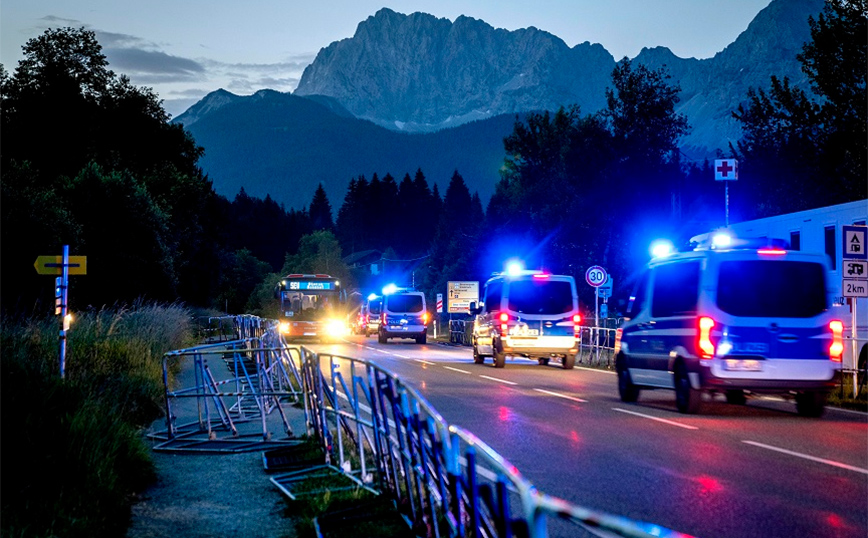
[[150, 329, 305, 452]]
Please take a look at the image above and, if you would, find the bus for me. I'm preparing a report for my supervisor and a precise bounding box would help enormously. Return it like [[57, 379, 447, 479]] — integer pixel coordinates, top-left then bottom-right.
[[274, 274, 349, 342]]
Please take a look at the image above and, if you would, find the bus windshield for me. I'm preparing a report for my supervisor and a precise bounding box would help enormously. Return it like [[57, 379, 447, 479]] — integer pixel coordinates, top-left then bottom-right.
[[277, 277, 345, 322]]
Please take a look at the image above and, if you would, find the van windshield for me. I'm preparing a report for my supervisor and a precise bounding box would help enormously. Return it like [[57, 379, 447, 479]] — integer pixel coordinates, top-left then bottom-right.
[[368, 301, 382, 315], [386, 294, 423, 313], [507, 279, 574, 315], [717, 260, 827, 317]]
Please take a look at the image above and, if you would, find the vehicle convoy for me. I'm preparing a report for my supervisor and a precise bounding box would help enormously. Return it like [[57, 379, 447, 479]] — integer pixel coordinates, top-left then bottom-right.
[[614, 241, 843, 416], [378, 290, 429, 344], [471, 270, 581, 368], [274, 274, 348, 342]]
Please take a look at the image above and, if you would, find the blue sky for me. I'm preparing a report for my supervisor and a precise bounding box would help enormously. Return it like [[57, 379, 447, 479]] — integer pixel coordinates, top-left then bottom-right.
[[2, 1, 772, 117]]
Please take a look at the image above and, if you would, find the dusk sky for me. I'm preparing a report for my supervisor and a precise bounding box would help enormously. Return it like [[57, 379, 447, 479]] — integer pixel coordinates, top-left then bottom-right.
[[2, 0, 773, 117]]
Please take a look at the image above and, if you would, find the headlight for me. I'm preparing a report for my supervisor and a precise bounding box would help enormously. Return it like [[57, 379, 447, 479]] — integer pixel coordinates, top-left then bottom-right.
[[325, 319, 348, 337], [279, 321, 290, 334]]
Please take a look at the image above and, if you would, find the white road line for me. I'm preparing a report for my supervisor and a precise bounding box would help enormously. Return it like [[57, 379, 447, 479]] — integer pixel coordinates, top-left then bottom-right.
[[612, 408, 699, 430], [742, 441, 868, 475], [444, 366, 472, 374], [533, 388, 587, 403], [479, 375, 518, 386], [574, 366, 616, 375], [414, 359, 435, 364]]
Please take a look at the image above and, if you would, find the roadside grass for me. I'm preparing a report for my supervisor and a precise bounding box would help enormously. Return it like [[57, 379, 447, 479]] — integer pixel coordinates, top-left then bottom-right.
[[0, 303, 196, 538]]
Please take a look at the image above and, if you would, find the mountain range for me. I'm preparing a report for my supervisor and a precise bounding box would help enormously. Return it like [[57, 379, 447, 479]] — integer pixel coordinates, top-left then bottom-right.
[[175, 0, 824, 211]]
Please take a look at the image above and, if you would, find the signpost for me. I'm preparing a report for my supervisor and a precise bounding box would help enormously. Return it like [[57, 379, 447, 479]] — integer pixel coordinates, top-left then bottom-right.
[[842, 225, 866, 397], [714, 159, 738, 226], [447, 281, 479, 314], [585, 266, 608, 327], [34, 246, 86, 379]]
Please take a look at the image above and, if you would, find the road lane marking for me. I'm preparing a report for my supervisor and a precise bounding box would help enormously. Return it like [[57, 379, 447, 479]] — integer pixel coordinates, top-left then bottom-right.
[[574, 366, 616, 375], [742, 441, 868, 475], [479, 375, 518, 386], [612, 408, 699, 430], [533, 388, 587, 403], [444, 366, 472, 374], [414, 359, 434, 364]]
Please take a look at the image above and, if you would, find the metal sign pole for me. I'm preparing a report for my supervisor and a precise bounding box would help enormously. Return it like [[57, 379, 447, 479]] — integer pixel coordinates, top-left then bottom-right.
[[852, 298, 858, 398], [725, 182, 730, 227], [59, 244, 69, 379]]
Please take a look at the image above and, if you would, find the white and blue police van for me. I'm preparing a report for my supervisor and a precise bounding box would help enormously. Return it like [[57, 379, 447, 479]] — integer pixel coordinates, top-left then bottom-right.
[[470, 270, 581, 368], [614, 239, 843, 416]]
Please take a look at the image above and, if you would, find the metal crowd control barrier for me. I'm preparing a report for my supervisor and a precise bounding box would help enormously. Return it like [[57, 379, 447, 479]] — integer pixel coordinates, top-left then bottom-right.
[[449, 319, 473, 345], [150, 327, 305, 452], [300, 348, 692, 538], [577, 326, 618, 369]]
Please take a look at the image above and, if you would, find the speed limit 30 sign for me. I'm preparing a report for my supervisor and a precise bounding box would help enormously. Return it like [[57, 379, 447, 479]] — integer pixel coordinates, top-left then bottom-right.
[[585, 266, 608, 287]]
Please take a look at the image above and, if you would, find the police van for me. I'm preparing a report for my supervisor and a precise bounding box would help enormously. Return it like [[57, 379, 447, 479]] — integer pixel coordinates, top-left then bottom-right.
[[378, 290, 430, 344], [471, 270, 581, 368], [614, 240, 843, 416]]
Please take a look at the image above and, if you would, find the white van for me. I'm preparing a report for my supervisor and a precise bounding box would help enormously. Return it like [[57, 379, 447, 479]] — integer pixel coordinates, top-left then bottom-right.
[[471, 271, 580, 368], [378, 291, 429, 344], [615, 245, 843, 416]]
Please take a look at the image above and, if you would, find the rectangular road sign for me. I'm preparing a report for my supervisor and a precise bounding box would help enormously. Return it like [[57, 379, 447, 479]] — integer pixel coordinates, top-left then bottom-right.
[[843, 279, 868, 298], [843, 225, 867, 260], [844, 260, 867, 280], [34, 255, 87, 275], [447, 281, 479, 314]]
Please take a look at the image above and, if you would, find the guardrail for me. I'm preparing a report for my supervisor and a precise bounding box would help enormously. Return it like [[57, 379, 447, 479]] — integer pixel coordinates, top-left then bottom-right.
[[300, 341, 691, 538]]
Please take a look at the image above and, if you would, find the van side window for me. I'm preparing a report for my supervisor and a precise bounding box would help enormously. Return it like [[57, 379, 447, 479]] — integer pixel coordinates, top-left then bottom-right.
[[651, 261, 700, 317], [484, 280, 502, 312], [626, 271, 649, 318]]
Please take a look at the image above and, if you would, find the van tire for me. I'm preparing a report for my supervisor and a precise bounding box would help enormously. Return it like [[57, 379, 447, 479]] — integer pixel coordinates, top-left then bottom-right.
[[493, 340, 506, 368], [539, 358, 550, 366], [617, 355, 639, 402], [473, 345, 484, 364], [725, 390, 747, 405], [416, 333, 427, 345], [378, 332, 387, 344], [563, 353, 576, 370], [674, 363, 701, 414], [795, 391, 826, 417]]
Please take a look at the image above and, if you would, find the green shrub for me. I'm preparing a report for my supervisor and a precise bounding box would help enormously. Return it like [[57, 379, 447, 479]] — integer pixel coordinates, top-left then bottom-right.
[[0, 303, 195, 538]]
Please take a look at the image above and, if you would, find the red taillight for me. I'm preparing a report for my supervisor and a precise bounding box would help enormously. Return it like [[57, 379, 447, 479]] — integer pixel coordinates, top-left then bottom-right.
[[499, 312, 509, 337], [422, 312, 430, 324], [382, 313, 387, 324], [533, 273, 550, 278], [829, 320, 844, 362], [697, 316, 716, 358], [614, 328, 623, 354], [757, 248, 786, 255], [572, 314, 581, 336]]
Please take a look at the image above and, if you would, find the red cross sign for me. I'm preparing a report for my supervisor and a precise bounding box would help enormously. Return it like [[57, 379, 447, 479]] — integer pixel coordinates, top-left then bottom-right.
[[714, 159, 738, 181]]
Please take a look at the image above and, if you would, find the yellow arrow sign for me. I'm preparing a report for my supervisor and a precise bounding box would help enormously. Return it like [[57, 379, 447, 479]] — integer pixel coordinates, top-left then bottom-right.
[[34, 256, 87, 275]]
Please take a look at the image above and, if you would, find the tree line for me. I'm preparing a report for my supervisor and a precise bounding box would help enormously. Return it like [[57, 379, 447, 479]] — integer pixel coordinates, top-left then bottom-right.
[[1, 0, 864, 316]]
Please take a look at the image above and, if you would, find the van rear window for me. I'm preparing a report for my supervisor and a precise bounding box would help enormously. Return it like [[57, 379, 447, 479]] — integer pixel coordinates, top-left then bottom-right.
[[717, 260, 827, 317], [386, 294, 423, 313], [368, 301, 381, 315], [507, 280, 574, 315]]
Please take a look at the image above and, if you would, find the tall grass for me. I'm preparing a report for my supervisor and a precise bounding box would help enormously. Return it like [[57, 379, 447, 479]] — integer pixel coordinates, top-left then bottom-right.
[[1, 302, 196, 538]]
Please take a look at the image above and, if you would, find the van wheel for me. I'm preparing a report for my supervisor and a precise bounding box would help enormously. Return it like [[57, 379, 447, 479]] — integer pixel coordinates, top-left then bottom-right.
[[378, 332, 387, 344], [795, 391, 826, 417], [563, 353, 576, 370], [416, 333, 427, 345], [493, 340, 506, 368], [538, 358, 550, 366], [725, 390, 747, 405], [616, 355, 639, 402], [674, 363, 701, 414], [473, 345, 484, 364]]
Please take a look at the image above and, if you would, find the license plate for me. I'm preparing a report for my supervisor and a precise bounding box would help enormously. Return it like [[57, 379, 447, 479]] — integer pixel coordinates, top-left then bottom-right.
[[723, 359, 762, 371], [390, 326, 404, 331]]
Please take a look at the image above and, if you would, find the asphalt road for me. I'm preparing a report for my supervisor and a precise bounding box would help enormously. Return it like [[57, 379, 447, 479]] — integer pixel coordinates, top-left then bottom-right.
[[305, 334, 868, 538]]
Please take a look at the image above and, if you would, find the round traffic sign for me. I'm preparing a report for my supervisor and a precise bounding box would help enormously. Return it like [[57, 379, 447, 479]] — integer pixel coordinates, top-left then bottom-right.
[[585, 265, 608, 287]]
